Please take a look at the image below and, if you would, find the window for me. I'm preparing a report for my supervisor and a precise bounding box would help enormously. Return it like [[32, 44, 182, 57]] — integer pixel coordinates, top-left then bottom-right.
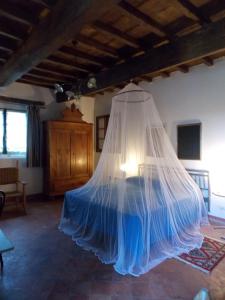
[[177, 123, 201, 160], [0, 109, 27, 156]]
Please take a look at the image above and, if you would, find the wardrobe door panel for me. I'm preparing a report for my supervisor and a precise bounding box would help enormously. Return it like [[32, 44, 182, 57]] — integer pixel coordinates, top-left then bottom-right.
[[51, 129, 71, 179], [71, 130, 89, 177]]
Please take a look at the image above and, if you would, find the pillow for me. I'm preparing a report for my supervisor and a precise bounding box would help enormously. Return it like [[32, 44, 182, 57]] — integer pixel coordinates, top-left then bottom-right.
[[126, 176, 144, 186], [126, 176, 161, 189]]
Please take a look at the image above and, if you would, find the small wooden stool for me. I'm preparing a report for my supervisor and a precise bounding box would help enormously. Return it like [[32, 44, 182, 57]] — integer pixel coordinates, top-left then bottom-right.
[[0, 229, 14, 272]]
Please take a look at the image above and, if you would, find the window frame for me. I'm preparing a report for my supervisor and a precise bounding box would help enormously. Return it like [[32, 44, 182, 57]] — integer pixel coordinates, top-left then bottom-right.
[[177, 123, 201, 160], [96, 114, 110, 152], [0, 108, 27, 157]]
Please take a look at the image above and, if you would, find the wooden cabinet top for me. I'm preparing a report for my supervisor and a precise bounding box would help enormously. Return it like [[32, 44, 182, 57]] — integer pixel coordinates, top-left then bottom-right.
[[43, 104, 93, 126]]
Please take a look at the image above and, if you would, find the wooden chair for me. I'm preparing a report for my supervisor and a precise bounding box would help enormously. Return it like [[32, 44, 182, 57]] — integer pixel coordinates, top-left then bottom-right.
[[0, 161, 27, 213]]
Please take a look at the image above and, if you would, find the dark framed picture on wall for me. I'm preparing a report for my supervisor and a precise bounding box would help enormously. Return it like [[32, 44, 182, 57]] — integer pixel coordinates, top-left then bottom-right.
[[177, 123, 201, 160], [96, 115, 110, 152]]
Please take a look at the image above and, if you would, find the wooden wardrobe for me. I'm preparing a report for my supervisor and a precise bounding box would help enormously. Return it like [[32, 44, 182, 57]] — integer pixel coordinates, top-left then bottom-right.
[[43, 106, 93, 196]]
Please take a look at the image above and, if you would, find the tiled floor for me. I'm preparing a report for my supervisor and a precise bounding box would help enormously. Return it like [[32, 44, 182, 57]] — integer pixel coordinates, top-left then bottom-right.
[[0, 200, 225, 300]]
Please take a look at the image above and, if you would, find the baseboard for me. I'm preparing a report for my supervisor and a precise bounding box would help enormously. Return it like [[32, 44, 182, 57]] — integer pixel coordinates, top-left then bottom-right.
[[27, 193, 44, 201], [26, 193, 63, 201], [209, 214, 225, 224]]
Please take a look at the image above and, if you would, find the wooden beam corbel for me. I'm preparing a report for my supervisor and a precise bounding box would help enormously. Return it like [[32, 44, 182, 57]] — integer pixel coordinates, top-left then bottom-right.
[[161, 71, 170, 78], [177, 65, 189, 73], [202, 57, 214, 66]]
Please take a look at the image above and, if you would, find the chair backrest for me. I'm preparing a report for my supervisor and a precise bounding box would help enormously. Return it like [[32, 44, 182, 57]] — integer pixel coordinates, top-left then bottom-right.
[[0, 191, 5, 216], [186, 168, 210, 211], [0, 161, 19, 185]]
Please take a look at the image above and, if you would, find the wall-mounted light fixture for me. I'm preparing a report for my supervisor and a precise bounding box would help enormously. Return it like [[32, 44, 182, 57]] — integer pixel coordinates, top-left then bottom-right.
[[54, 76, 97, 102], [54, 83, 64, 94], [87, 77, 97, 89]]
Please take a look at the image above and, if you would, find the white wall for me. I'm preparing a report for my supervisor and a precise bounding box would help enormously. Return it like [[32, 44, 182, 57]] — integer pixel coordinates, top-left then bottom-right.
[[0, 82, 94, 195], [94, 59, 225, 218]]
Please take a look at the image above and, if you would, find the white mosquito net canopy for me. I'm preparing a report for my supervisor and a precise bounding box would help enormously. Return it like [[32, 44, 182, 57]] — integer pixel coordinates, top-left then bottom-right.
[[60, 83, 208, 276]]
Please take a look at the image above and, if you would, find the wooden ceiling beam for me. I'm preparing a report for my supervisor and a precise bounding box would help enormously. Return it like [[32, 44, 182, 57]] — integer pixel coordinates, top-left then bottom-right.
[[18, 78, 53, 89], [0, 58, 6, 64], [116, 0, 225, 47], [23, 74, 58, 83], [0, 2, 37, 26], [77, 35, 119, 58], [137, 0, 225, 50], [93, 20, 141, 48], [178, 0, 211, 25], [46, 55, 97, 73], [29, 0, 52, 9], [0, 20, 27, 41], [33, 67, 77, 80], [201, 0, 225, 18], [59, 18, 225, 98], [0, 49, 11, 60], [0, 36, 18, 52], [118, 0, 173, 39], [59, 46, 112, 67], [28, 70, 74, 83], [43, 0, 58, 6], [0, 0, 120, 86], [36, 64, 80, 78]]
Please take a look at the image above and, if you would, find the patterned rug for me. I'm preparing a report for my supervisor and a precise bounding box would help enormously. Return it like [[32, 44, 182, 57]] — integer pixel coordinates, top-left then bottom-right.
[[176, 237, 225, 273]]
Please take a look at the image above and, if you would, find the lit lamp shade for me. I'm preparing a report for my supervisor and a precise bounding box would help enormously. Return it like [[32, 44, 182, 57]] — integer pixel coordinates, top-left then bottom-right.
[[120, 160, 138, 177]]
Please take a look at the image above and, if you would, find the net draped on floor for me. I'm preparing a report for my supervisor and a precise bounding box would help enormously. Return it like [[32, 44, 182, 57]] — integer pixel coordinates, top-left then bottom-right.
[[59, 83, 208, 276]]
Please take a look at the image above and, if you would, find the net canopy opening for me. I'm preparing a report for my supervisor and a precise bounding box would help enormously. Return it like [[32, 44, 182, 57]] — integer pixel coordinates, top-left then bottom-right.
[[59, 83, 208, 276]]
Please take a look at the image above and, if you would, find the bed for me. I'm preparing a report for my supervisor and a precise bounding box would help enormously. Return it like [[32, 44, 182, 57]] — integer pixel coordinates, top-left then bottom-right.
[[59, 176, 204, 274]]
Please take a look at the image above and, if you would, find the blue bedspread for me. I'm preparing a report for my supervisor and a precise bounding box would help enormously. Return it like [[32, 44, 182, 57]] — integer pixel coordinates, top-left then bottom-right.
[[61, 178, 200, 262]]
